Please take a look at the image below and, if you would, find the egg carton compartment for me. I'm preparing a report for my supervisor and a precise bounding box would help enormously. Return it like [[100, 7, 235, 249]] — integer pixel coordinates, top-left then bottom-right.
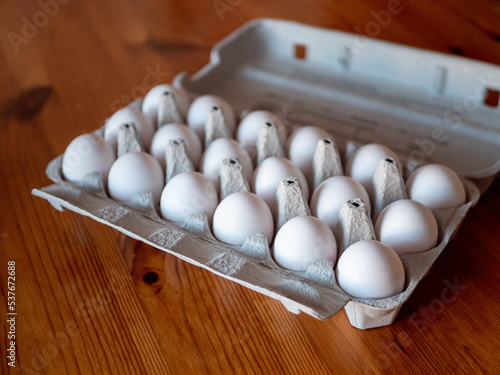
[[33, 19, 500, 329]]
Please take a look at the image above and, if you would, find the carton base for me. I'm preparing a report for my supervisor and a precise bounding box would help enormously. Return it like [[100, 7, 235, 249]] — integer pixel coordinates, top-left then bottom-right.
[[344, 301, 402, 330]]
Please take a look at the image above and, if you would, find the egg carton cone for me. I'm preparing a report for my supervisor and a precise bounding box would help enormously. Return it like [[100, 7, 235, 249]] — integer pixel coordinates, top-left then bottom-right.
[[205, 105, 232, 147], [313, 138, 344, 189], [116, 122, 145, 157], [257, 121, 285, 163], [165, 139, 195, 182], [158, 91, 183, 127], [219, 157, 250, 200], [33, 19, 500, 329]]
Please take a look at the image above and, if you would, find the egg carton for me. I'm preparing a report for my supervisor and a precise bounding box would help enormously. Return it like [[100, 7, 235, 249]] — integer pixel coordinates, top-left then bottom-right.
[[33, 19, 500, 329]]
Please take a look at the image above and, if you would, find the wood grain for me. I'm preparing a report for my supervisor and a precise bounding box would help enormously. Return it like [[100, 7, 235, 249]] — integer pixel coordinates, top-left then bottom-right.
[[1, 0, 499, 374]]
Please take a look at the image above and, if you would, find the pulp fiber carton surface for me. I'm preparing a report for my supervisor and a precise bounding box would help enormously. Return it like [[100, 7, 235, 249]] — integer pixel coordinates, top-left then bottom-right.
[[33, 19, 500, 329]]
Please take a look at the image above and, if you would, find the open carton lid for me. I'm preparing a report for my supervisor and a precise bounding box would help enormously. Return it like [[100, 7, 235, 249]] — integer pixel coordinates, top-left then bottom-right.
[[176, 18, 500, 178]]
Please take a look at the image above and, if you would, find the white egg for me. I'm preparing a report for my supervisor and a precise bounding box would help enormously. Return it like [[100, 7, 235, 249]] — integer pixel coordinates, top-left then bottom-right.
[[405, 164, 466, 210], [310, 176, 371, 232], [273, 216, 337, 272], [62, 133, 116, 186], [104, 106, 155, 151], [201, 138, 253, 185], [337, 239, 405, 299], [160, 171, 218, 224], [251, 156, 309, 211], [213, 192, 274, 246], [345, 143, 398, 192], [187, 95, 236, 141], [375, 199, 438, 255], [236, 110, 287, 149], [150, 123, 202, 170], [108, 152, 164, 205], [141, 84, 190, 126], [286, 126, 331, 188]]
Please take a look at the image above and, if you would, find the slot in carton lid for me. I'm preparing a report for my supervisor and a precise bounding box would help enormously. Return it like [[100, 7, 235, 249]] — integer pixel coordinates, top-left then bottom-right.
[[177, 18, 500, 178]]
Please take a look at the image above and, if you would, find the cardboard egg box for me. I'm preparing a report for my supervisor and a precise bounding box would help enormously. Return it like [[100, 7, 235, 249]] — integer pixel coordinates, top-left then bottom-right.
[[33, 19, 500, 329]]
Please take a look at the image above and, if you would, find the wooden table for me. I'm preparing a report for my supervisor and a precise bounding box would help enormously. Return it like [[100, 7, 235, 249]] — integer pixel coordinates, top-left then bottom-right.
[[1, 1, 499, 374]]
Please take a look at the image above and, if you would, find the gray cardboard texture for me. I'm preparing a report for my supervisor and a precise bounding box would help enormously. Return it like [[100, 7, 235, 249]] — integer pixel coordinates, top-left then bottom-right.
[[34, 19, 496, 329], [176, 19, 500, 177]]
